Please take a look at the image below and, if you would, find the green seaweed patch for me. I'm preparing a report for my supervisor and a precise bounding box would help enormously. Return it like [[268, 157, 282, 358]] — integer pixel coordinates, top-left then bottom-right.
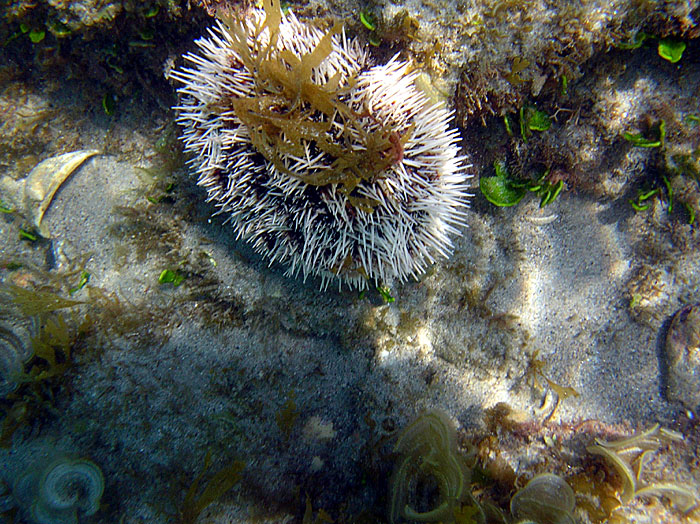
[[69, 271, 90, 295], [146, 181, 175, 204], [158, 269, 185, 287], [137, 27, 155, 41], [623, 119, 665, 148], [685, 202, 696, 225], [559, 74, 568, 96], [3, 24, 25, 46], [47, 20, 71, 37], [629, 188, 659, 212], [129, 39, 156, 49], [376, 285, 395, 304], [19, 228, 38, 242], [105, 47, 123, 75], [480, 163, 526, 207], [7, 23, 45, 45], [628, 170, 679, 217], [143, 5, 160, 18], [662, 175, 673, 213], [480, 161, 562, 208], [658, 38, 686, 63], [360, 10, 377, 31], [529, 170, 563, 208], [503, 115, 514, 136], [523, 107, 551, 132], [102, 93, 116, 116], [29, 28, 45, 44], [617, 32, 687, 64], [0, 198, 14, 213], [519, 105, 551, 142]]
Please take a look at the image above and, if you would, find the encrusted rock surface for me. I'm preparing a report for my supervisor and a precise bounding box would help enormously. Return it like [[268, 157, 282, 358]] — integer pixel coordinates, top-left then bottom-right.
[[664, 303, 700, 412]]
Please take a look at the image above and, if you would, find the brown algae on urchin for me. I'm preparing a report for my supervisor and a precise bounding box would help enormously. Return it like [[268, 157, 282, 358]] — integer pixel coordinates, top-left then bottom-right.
[[170, 0, 471, 290]]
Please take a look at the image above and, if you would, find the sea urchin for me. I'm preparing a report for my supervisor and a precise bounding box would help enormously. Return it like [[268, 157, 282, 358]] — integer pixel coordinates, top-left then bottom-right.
[[170, 1, 471, 289]]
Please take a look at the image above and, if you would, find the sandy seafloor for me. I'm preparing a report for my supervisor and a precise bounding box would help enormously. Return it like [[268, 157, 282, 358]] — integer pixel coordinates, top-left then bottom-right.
[[1, 1, 700, 524]]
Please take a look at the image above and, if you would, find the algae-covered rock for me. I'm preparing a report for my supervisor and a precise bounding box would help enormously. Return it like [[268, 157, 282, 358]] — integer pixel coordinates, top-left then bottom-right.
[[664, 303, 700, 412]]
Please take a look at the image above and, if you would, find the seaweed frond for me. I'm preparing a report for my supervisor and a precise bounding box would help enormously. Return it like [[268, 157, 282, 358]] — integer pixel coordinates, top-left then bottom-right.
[[178, 450, 245, 524], [389, 411, 480, 524], [1, 283, 83, 315], [587, 424, 698, 514]]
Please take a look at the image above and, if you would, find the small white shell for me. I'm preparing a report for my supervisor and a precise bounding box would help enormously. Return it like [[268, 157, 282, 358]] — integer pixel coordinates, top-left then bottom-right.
[[0, 150, 99, 237]]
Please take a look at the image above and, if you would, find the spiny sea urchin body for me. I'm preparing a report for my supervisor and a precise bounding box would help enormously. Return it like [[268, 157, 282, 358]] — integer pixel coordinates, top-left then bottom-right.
[[171, 7, 471, 289]]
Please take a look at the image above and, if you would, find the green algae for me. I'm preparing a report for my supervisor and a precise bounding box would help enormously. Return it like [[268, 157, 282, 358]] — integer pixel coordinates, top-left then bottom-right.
[[158, 269, 185, 287], [480, 161, 562, 208], [68, 271, 90, 295], [520, 105, 551, 138], [623, 120, 666, 148], [479, 161, 526, 207], [657, 39, 686, 63]]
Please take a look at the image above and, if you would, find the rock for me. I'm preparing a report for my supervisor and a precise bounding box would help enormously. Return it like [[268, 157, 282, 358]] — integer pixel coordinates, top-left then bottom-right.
[[664, 304, 700, 412]]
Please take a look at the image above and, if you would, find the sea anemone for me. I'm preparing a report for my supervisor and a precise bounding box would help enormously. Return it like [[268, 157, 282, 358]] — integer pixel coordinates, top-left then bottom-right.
[[170, 1, 471, 289]]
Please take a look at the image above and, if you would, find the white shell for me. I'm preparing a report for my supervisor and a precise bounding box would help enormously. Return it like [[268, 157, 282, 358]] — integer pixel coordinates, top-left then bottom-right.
[[0, 150, 99, 238]]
